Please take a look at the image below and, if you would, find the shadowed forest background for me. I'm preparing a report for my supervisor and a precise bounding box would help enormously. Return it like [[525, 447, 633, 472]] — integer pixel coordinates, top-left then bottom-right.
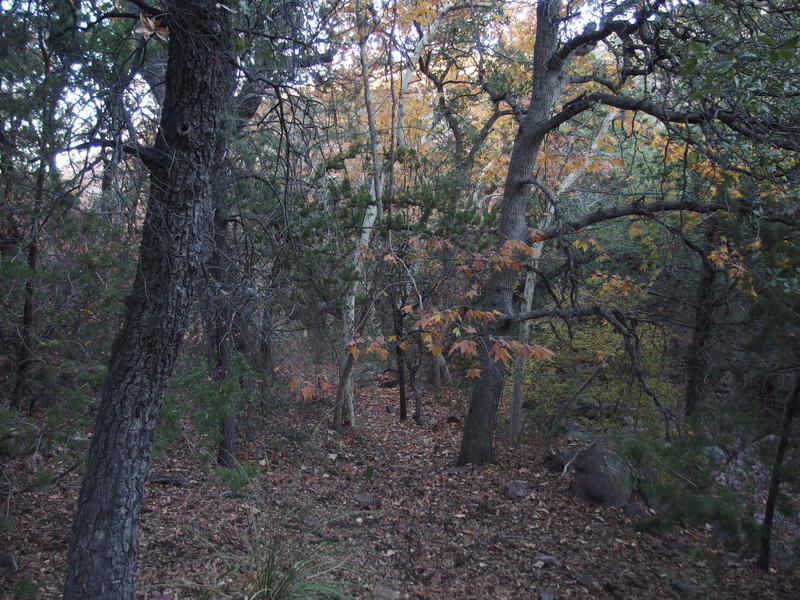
[[1, 0, 799, 598]]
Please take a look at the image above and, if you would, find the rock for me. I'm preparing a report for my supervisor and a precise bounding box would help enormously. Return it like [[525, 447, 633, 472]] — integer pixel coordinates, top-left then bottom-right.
[[445, 465, 468, 475], [700, 445, 727, 465], [623, 503, 649, 519], [503, 480, 528, 499], [546, 449, 573, 473], [571, 445, 632, 507], [575, 396, 603, 419], [0, 552, 18, 573], [373, 584, 402, 600], [638, 478, 672, 513], [538, 590, 556, 600], [669, 577, 700, 599], [355, 361, 381, 384], [353, 492, 381, 509], [561, 421, 595, 442], [569, 570, 600, 588], [535, 554, 562, 568]]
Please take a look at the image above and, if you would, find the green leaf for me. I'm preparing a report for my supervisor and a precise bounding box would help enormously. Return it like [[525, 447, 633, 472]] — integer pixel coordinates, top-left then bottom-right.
[[712, 60, 734, 75]]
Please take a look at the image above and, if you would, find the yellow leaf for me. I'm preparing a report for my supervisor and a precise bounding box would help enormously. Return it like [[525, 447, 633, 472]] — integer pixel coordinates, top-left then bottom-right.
[[346, 342, 360, 360]]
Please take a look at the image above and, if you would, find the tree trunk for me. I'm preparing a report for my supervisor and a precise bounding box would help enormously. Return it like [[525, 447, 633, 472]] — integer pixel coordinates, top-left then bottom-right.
[[334, 12, 382, 431], [11, 164, 42, 410], [394, 305, 407, 421], [458, 0, 565, 465], [207, 169, 238, 469], [11, 40, 66, 410], [62, 3, 234, 598], [508, 109, 615, 445], [209, 249, 238, 469], [758, 374, 800, 570], [684, 216, 720, 418]]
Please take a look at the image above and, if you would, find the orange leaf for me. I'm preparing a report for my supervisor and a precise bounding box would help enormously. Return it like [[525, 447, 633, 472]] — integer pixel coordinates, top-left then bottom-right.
[[448, 340, 478, 357], [530, 345, 554, 361], [346, 342, 360, 360], [489, 341, 512, 367], [466, 368, 482, 379]]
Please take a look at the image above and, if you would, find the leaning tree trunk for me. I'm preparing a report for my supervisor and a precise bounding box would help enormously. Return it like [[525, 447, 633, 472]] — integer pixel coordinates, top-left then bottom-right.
[[508, 109, 615, 445], [758, 374, 800, 570], [62, 3, 234, 598], [457, 0, 565, 465]]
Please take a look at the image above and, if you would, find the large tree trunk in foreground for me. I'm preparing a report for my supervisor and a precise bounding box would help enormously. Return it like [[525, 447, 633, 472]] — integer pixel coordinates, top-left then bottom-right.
[[62, 3, 234, 598], [458, 0, 565, 465]]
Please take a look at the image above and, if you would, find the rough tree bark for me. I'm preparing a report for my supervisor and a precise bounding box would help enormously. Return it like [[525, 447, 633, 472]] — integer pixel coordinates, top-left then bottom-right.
[[508, 109, 615, 446], [62, 3, 234, 598], [683, 216, 720, 418], [458, 0, 565, 465]]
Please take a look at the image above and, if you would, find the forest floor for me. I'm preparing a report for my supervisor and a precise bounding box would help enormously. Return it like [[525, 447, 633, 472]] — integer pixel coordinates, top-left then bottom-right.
[[2, 380, 799, 599]]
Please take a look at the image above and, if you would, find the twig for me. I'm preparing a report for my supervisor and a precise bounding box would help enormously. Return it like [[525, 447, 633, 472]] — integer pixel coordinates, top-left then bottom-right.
[[651, 455, 698, 488], [548, 342, 623, 434], [561, 438, 599, 477]]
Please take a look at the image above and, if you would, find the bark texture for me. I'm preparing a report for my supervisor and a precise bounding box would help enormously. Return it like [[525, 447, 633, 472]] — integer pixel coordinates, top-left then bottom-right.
[[683, 217, 720, 417], [62, 3, 234, 598], [458, 0, 565, 465]]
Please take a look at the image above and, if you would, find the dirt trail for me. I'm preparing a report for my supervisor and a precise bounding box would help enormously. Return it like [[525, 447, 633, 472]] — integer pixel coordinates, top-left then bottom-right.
[[3, 385, 798, 598]]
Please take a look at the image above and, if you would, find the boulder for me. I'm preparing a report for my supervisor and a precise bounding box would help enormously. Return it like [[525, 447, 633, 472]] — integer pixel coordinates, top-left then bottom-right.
[[503, 480, 528, 499], [571, 445, 632, 507], [637, 474, 672, 513], [546, 449, 573, 473], [623, 503, 649, 519], [560, 421, 595, 442]]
